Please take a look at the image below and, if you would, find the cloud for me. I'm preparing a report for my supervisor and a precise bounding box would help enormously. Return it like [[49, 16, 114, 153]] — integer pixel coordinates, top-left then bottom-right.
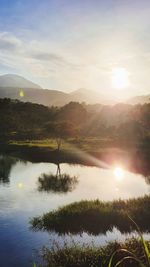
[[32, 52, 66, 64], [0, 32, 22, 52], [31, 51, 79, 71], [0, 26, 150, 95], [0, 31, 77, 79]]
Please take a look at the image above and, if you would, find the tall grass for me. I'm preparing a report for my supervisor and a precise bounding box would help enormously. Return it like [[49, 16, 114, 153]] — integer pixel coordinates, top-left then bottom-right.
[[108, 218, 150, 267], [33, 237, 150, 267], [32, 217, 150, 267], [31, 196, 150, 234]]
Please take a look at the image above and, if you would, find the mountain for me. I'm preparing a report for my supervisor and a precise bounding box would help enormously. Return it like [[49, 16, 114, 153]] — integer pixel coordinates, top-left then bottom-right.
[[0, 86, 70, 106], [70, 88, 114, 104], [0, 74, 69, 106], [0, 74, 149, 106], [0, 74, 42, 89], [0, 74, 112, 106], [128, 95, 150, 105]]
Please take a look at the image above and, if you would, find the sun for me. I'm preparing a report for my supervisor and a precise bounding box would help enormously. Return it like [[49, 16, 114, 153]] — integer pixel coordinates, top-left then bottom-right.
[[113, 167, 125, 181], [112, 67, 130, 90]]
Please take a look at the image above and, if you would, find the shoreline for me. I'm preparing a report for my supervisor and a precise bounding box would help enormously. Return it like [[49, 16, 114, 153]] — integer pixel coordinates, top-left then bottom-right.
[[0, 140, 149, 177]]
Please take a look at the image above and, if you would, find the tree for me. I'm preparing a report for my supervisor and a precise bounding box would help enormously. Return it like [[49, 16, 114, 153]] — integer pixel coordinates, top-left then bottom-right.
[[57, 102, 87, 125], [45, 121, 79, 151]]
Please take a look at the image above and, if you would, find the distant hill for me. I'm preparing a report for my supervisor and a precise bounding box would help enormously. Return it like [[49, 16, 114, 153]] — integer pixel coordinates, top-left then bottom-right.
[[0, 74, 41, 89], [70, 88, 113, 104], [0, 86, 114, 106], [0, 74, 149, 106], [128, 95, 150, 105], [0, 87, 70, 106], [0, 74, 112, 106], [0, 74, 70, 106]]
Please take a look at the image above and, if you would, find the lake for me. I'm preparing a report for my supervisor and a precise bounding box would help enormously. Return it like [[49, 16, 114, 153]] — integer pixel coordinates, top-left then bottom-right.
[[0, 154, 150, 267]]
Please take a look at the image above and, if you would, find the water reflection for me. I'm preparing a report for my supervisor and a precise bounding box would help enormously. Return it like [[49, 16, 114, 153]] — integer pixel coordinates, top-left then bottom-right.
[[38, 164, 78, 193], [0, 154, 149, 267], [42, 227, 150, 249], [0, 155, 18, 184], [145, 175, 150, 185]]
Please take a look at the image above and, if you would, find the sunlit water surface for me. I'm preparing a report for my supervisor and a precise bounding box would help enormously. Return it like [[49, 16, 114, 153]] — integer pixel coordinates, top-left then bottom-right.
[[0, 156, 149, 267]]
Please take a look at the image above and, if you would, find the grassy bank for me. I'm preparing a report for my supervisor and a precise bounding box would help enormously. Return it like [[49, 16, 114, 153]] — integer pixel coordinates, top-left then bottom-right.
[[38, 238, 150, 267], [1, 138, 150, 177], [5, 137, 140, 153], [31, 196, 150, 235]]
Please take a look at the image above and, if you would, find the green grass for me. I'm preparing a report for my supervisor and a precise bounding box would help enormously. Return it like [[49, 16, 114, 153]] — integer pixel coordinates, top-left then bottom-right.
[[31, 196, 150, 235], [9, 137, 131, 153], [9, 139, 59, 148], [108, 218, 150, 267], [34, 238, 150, 267], [33, 225, 150, 267]]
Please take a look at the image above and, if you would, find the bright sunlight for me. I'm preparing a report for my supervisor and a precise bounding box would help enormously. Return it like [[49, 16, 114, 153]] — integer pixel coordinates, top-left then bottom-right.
[[112, 68, 130, 90], [113, 167, 125, 181]]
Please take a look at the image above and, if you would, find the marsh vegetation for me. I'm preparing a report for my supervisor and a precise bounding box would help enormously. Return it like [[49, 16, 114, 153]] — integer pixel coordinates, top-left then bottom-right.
[[39, 238, 150, 267], [31, 196, 150, 234]]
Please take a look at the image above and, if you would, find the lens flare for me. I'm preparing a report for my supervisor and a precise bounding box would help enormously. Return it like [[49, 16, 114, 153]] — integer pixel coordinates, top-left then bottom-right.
[[19, 90, 24, 98], [17, 182, 23, 189]]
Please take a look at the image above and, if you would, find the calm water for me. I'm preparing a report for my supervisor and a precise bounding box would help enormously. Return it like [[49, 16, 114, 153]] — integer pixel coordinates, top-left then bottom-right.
[[0, 155, 150, 267]]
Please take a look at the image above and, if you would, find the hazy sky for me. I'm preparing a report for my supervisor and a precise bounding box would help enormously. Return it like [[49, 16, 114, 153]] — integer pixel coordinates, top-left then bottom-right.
[[0, 0, 150, 98]]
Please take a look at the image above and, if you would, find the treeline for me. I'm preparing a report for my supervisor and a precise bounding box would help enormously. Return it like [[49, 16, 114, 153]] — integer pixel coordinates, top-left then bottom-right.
[[0, 98, 150, 145]]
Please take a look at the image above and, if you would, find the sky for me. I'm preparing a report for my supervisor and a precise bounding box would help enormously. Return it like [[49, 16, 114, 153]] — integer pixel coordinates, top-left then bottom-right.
[[0, 0, 150, 99]]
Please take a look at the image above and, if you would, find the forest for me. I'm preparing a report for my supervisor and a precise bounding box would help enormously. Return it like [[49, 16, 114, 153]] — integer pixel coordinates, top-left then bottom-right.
[[0, 98, 150, 148]]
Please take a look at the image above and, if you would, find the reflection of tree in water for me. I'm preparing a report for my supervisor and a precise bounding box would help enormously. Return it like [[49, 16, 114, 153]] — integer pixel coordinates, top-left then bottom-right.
[[144, 175, 150, 185], [38, 164, 78, 193], [133, 152, 150, 185], [0, 156, 18, 184], [136, 165, 150, 185]]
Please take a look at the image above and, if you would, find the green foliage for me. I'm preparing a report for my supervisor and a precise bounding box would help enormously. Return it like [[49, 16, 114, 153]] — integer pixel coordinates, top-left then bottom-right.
[[31, 196, 150, 234], [108, 218, 150, 267], [0, 98, 150, 146], [36, 238, 150, 267], [57, 102, 87, 125]]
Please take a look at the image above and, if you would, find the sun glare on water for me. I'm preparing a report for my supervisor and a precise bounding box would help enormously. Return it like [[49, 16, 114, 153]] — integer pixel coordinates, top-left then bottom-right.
[[112, 67, 130, 90], [113, 167, 125, 181]]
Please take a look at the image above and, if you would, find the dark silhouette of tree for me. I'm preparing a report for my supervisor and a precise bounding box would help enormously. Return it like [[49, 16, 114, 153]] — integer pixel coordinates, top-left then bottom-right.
[[57, 102, 87, 125], [45, 121, 79, 151]]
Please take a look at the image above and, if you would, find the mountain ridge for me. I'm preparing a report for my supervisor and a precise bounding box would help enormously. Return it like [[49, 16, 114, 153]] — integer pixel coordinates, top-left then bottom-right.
[[127, 94, 150, 105], [0, 74, 42, 89], [0, 74, 149, 106]]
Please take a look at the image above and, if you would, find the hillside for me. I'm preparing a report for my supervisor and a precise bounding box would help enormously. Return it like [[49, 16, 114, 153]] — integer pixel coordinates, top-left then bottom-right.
[[0, 87, 70, 106], [0, 74, 41, 89], [0, 99, 150, 151], [70, 88, 113, 104], [0, 74, 70, 106], [128, 95, 150, 105]]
